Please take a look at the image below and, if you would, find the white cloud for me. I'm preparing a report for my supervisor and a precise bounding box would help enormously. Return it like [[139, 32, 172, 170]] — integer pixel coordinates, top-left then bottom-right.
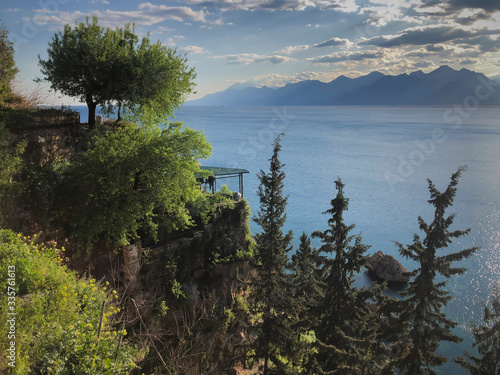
[[276, 44, 310, 54], [213, 53, 296, 65], [179, 0, 358, 12], [314, 37, 351, 48], [32, 3, 209, 28], [180, 45, 209, 54], [361, 0, 425, 26], [229, 69, 374, 88], [307, 50, 385, 64], [89, 0, 110, 4], [6, 8, 21, 12]]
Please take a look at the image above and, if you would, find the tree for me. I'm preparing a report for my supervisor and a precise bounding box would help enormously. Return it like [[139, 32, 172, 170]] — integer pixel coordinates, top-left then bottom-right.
[[290, 232, 325, 336], [455, 290, 500, 374], [251, 134, 298, 374], [38, 16, 195, 126], [0, 22, 18, 104], [55, 122, 211, 250], [394, 167, 479, 374], [311, 178, 385, 374]]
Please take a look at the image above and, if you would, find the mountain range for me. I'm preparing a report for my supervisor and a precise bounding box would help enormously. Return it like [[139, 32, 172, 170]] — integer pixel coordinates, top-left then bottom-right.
[[187, 66, 500, 106]]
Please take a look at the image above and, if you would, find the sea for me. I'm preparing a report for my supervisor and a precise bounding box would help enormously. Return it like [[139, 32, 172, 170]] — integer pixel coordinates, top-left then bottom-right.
[[76, 104, 500, 374]]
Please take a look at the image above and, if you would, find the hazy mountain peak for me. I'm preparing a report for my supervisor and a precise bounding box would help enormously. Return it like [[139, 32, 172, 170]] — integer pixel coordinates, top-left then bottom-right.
[[187, 66, 500, 106]]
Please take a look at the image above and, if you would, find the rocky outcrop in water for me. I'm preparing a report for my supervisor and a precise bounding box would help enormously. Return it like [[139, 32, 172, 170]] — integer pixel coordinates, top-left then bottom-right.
[[367, 251, 409, 283]]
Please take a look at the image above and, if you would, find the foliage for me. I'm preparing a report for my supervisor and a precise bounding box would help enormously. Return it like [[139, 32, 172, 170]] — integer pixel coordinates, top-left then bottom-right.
[[188, 185, 235, 227], [38, 16, 195, 126], [0, 121, 25, 225], [0, 229, 138, 374], [290, 233, 325, 337], [0, 22, 18, 104], [394, 167, 479, 374], [55, 122, 211, 250], [251, 134, 300, 375], [311, 178, 386, 374], [455, 289, 500, 374]]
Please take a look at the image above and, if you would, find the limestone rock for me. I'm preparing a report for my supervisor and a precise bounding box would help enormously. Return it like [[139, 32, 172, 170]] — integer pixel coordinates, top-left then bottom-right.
[[367, 251, 409, 283]]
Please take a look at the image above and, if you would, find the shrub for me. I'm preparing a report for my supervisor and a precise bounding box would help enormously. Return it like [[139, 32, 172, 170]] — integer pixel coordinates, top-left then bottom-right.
[[0, 230, 139, 374]]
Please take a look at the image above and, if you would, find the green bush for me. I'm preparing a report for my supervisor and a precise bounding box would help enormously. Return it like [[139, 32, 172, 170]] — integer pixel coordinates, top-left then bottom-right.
[[0, 230, 138, 374]]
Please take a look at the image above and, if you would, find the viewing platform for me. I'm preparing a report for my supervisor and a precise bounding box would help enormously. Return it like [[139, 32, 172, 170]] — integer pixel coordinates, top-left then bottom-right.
[[197, 166, 249, 197]]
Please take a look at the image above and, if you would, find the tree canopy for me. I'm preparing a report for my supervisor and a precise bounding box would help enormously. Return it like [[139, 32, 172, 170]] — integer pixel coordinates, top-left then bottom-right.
[[55, 122, 211, 250], [0, 22, 18, 104], [38, 16, 196, 126]]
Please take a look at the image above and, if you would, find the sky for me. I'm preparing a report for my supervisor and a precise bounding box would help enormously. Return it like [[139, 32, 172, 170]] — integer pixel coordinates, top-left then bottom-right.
[[2, 0, 500, 105]]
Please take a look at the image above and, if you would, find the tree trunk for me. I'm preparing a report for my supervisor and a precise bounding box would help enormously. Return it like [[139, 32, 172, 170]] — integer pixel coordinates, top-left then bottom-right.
[[86, 92, 96, 127]]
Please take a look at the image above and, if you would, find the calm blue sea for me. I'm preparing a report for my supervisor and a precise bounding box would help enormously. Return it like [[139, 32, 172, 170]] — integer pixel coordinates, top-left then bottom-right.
[[76, 105, 500, 374]]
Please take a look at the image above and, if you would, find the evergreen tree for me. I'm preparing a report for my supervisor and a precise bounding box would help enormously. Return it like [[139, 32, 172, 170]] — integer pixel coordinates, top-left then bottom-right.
[[394, 167, 479, 374], [289, 233, 326, 369], [455, 290, 500, 374], [311, 178, 384, 374], [290, 232, 325, 334], [251, 134, 298, 374], [0, 22, 18, 103]]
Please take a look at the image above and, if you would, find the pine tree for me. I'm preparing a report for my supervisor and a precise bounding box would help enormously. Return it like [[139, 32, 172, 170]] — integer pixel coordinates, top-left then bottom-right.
[[311, 178, 384, 374], [290, 232, 325, 334], [394, 167, 479, 374], [289, 233, 326, 369], [455, 290, 500, 374], [251, 134, 298, 374]]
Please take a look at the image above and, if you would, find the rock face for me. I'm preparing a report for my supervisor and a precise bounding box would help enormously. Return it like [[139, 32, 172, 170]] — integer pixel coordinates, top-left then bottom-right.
[[367, 251, 409, 283]]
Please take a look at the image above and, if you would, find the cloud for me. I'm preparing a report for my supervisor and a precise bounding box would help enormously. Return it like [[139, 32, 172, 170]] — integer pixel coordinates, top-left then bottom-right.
[[413, 60, 434, 68], [359, 25, 500, 48], [6, 8, 21, 12], [360, 1, 427, 26], [213, 53, 296, 65], [420, 0, 500, 14], [177, 0, 358, 12], [454, 35, 500, 52], [276, 44, 310, 54], [32, 3, 208, 28], [180, 45, 209, 54], [416, 0, 500, 25], [307, 50, 384, 64], [314, 37, 350, 48], [459, 58, 476, 64], [89, 0, 110, 4], [229, 71, 346, 88]]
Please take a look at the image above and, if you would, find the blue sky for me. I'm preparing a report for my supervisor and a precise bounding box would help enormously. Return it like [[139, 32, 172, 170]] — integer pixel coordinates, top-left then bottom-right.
[[2, 0, 500, 105]]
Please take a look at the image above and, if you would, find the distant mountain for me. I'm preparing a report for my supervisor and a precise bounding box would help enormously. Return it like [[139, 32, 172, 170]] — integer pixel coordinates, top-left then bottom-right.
[[187, 66, 500, 106]]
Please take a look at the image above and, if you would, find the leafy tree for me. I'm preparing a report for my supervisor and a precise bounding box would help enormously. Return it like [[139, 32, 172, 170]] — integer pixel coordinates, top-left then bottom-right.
[[455, 290, 500, 374], [38, 16, 195, 126], [0, 22, 18, 104], [311, 178, 385, 374], [251, 134, 298, 374], [394, 167, 479, 374], [55, 122, 211, 250]]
